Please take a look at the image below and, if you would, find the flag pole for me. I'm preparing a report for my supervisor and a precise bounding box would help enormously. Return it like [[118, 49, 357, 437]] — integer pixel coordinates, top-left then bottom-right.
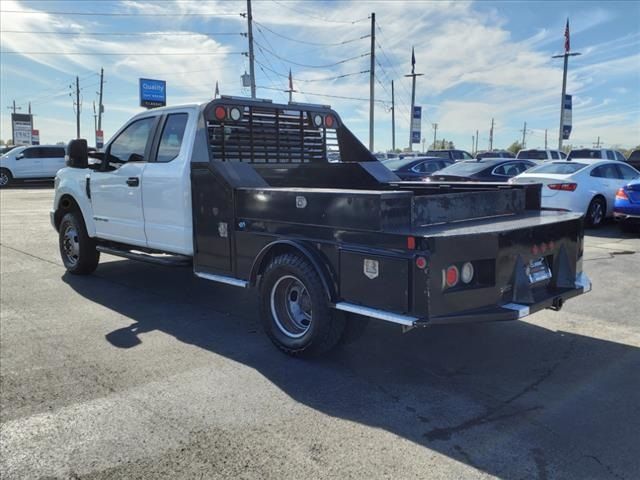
[[552, 19, 581, 151]]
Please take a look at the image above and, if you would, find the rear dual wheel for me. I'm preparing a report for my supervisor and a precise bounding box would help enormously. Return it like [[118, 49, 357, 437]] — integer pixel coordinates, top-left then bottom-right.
[[260, 253, 346, 357]]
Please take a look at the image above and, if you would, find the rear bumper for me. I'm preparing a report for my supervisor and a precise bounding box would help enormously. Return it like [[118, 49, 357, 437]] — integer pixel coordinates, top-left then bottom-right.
[[335, 273, 591, 328]]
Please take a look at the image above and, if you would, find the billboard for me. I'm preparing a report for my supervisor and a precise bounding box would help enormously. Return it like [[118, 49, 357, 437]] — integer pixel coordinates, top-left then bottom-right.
[[562, 94, 572, 140], [11, 113, 33, 145], [31, 129, 40, 145], [411, 106, 422, 144], [96, 130, 104, 149], [139, 78, 166, 108]]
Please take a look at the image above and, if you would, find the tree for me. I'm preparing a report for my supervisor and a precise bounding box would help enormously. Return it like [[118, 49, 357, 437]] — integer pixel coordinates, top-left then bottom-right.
[[507, 141, 523, 154]]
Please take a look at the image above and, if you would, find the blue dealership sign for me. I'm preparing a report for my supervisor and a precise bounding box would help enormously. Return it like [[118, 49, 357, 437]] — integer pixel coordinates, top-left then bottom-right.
[[139, 78, 166, 108]]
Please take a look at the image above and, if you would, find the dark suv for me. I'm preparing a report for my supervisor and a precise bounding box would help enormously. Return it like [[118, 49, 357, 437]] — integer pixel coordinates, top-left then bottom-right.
[[426, 149, 474, 161]]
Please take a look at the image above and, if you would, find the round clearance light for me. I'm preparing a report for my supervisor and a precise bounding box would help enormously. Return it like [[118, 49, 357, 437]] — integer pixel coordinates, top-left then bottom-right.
[[214, 106, 226, 121], [313, 114, 323, 127], [415, 256, 428, 269], [445, 265, 459, 288], [461, 262, 474, 284], [325, 114, 335, 128], [229, 107, 242, 121]]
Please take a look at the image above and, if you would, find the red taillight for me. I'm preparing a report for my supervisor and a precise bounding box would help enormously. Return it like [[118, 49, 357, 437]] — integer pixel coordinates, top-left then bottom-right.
[[407, 237, 416, 250], [415, 256, 427, 269], [548, 182, 577, 191], [616, 188, 629, 200], [214, 106, 227, 121], [325, 114, 335, 128], [445, 265, 459, 288]]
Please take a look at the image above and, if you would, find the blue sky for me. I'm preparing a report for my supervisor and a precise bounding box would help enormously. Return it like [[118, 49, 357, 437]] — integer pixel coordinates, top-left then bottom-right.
[[1, 0, 639, 151]]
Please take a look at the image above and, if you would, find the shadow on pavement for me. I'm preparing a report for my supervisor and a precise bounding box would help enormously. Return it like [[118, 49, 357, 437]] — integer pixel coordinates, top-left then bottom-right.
[[62, 260, 640, 479]]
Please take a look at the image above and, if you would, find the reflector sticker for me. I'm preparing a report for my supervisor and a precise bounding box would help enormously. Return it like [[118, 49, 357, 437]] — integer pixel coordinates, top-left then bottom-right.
[[363, 259, 379, 280]]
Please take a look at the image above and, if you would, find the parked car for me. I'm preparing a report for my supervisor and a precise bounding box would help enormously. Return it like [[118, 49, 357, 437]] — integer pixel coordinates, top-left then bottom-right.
[[383, 156, 453, 181], [374, 152, 399, 161], [567, 148, 626, 162], [511, 160, 640, 227], [517, 149, 567, 161], [0, 144, 67, 187], [426, 158, 536, 182], [626, 149, 640, 170], [476, 150, 515, 159], [614, 178, 640, 231], [0, 145, 18, 156], [426, 149, 474, 161]]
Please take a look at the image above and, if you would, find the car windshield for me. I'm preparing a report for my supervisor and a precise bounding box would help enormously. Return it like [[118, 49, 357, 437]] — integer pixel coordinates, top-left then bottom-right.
[[518, 150, 548, 160], [383, 158, 416, 170], [527, 162, 588, 174], [568, 149, 602, 160], [435, 161, 488, 175], [426, 151, 450, 159]]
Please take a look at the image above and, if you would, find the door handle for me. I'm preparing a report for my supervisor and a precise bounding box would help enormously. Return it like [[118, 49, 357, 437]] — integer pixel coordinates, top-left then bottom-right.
[[126, 177, 139, 187]]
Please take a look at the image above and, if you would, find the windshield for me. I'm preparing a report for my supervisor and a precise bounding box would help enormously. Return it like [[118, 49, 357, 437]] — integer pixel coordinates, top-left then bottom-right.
[[383, 158, 415, 170], [518, 150, 548, 160], [568, 149, 602, 160], [425, 151, 450, 159], [527, 162, 588, 174], [435, 161, 488, 176]]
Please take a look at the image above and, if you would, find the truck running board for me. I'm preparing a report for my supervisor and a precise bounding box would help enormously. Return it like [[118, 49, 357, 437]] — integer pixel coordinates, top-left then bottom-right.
[[96, 245, 192, 267], [334, 302, 418, 328], [194, 271, 249, 288]]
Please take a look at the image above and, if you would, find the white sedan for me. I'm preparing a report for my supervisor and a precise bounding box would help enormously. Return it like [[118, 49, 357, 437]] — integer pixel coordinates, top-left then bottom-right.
[[510, 159, 640, 227]]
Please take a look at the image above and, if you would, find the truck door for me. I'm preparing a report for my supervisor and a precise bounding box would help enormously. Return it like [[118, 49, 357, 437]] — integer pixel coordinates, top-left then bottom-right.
[[141, 112, 192, 255], [90, 116, 157, 247]]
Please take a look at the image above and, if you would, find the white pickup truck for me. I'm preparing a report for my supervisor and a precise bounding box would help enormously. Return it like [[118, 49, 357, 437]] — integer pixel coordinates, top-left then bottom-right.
[[51, 96, 590, 356]]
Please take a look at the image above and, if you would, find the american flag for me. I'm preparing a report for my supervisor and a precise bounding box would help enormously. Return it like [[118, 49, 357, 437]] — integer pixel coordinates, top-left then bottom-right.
[[411, 46, 416, 74], [564, 19, 570, 53], [289, 69, 293, 91]]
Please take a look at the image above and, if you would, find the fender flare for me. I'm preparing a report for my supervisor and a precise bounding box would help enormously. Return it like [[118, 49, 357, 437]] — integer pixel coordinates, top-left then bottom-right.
[[249, 240, 337, 302], [54, 184, 96, 237]]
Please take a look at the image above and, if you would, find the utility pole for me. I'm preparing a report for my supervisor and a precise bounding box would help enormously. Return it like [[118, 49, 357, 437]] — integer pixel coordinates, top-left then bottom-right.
[[475, 129, 479, 154], [368, 12, 375, 151], [405, 47, 423, 151], [521, 121, 528, 148], [6, 100, 21, 114], [432, 123, 438, 150], [97, 67, 104, 132], [471, 135, 475, 155], [594, 136, 601, 148], [391, 80, 395, 151], [545, 128, 548, 149], [489, 118, 494, 151], [71, 76, 81, 139], [552, 19, 581, 150], [93, 101, 98, 134], [246, 0, 256, 98]]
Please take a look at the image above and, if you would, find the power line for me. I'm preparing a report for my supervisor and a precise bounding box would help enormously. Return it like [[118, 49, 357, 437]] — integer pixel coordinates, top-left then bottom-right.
[[257, 85, 390, 104], [253, 39, 369, 68], [269, 0, 369, 25], [0, 30, 247, 36], [0, 9, 243, 16], [253, 21, 369, 47], [1, 51, 245, 56], [254, 59, 369, 83]]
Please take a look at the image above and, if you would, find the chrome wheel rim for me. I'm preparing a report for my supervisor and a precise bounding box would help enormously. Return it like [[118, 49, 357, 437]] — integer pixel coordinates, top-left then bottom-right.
[[0, 172, 8, 186], [270, 275, 312, 338], [62, 224, 80, 266], [591, 202, 603, 225]]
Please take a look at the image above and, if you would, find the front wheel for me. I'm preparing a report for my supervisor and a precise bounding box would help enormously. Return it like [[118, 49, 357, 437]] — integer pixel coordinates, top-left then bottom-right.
[[585, 196, 606, 228], [259, 253, 345, 357], [0, 169, 12, 188], [59, 211, 100, 274]]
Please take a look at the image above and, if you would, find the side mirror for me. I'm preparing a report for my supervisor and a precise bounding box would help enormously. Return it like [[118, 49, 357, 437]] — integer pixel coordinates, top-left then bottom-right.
[[66, 139, 88, 168], [16, 153, 24, 160]]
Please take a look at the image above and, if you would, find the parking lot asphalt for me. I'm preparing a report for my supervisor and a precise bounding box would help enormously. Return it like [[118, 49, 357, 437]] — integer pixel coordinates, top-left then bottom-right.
[[1, 185, 639, 480]]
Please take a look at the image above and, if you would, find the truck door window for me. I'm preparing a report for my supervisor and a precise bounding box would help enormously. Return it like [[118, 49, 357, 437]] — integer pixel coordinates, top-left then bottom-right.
[[108, 117, 155, 164], [156, 113, 188, 163], [22, 148, 37, 159]]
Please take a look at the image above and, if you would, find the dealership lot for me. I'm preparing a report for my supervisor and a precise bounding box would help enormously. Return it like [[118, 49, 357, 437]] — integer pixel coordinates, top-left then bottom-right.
[[1, 186, 639, 479]]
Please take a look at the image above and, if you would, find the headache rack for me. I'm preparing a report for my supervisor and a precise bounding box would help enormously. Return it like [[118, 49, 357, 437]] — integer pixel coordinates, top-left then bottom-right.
[[206, 99, 340, 164]]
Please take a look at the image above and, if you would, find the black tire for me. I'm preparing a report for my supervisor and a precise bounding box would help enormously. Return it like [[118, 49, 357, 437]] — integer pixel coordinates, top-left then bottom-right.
[[259, 253, 345, 357], [59, 211, 100, 275], [585, 196, 606, 228], [0, 168, 12, 188]]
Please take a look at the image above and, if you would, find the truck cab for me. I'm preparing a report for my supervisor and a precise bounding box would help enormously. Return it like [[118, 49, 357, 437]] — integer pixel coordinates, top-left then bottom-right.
[[52, 97, 591, 357]]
